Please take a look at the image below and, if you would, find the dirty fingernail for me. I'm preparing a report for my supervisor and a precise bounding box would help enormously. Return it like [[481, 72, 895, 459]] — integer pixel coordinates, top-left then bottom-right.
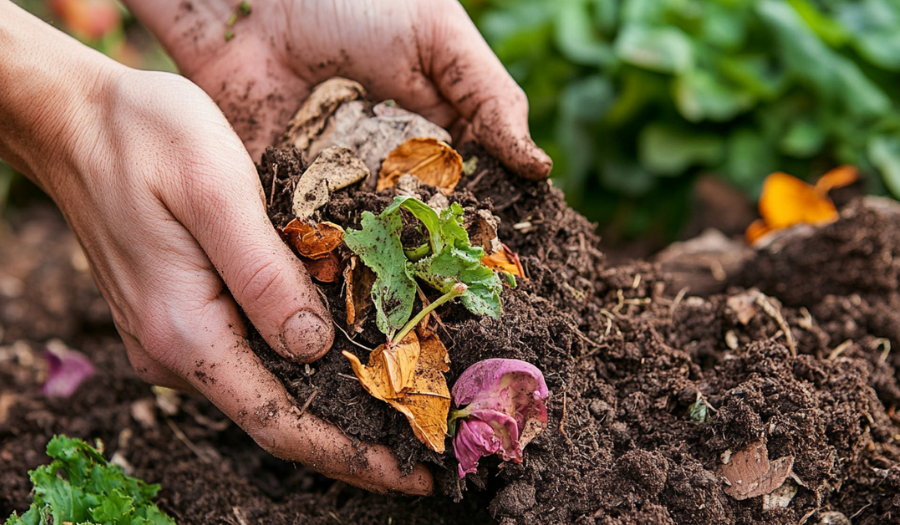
[[281, 310, 334, 362], [521, 140, 553, 180]]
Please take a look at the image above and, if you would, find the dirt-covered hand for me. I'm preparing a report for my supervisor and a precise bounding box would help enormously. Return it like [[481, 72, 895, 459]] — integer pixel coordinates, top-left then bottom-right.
[[125, 0, 553, 180], [0, 2, 431, 496]]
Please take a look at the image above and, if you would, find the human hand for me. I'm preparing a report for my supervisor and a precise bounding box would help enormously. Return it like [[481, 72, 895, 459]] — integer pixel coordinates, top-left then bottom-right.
[[125, 0, 553, 180], [0, 2, 431, 495]]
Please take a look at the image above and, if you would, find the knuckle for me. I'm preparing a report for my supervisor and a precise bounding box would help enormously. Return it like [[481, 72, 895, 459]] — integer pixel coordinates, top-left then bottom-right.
[[234, 258, 287, 309]]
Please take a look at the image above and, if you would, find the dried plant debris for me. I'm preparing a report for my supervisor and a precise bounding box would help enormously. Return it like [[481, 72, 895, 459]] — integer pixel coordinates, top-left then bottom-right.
[[718, 439, 794, 500], [377, 137, 463, 195], [291, 147, 369, 220], [343, 332, 451, 453]]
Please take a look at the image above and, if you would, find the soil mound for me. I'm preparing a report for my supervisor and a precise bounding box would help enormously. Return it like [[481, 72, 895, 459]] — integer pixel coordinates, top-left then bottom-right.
[[3, 144, 900, 524]]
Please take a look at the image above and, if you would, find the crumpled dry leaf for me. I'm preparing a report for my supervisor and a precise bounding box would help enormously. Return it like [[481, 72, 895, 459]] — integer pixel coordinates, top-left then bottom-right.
[[377, 138, 463, 195], [344, 256, 376, 331], [481, 244, 526, 280], [342, 333, 450, 453], [282, 220, 344, 260], [746, 166, 859, 244], [278, 77, 366, 154], [466, 209, 502, 255], [303, 251, 341, 283], [381, 331, 421, 394], [292, 147, 370, 220], [719, 439, 794, 500]]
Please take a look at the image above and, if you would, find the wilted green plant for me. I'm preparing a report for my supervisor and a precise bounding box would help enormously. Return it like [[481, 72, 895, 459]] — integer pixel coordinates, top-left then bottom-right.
[[462, 0, 900, 237]]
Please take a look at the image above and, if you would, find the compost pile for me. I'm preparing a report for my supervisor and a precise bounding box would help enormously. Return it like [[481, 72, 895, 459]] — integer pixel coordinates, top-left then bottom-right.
[[4, 81, 900, 525]]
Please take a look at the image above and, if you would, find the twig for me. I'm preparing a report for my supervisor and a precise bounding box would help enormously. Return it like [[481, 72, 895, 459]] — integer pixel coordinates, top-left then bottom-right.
[[827, 340, 853, 360], [849, 501, 873, 520], [670, 287, 688, 323], [232, 507, 250, 525], [296, 389, 318, 418], [567, 323, 600, 348], [333, 321, 376, 352], [874, 338, 892, 363], [165, 416, 212, 463], [268, 164, 279, 209], [337, 373, 360, 382], [755, 294, 796, 357], [559, 392, 568, 436]]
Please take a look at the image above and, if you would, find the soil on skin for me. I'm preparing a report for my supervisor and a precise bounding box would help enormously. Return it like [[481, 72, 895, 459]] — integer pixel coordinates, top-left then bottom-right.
[[3, 144, 900, 524]]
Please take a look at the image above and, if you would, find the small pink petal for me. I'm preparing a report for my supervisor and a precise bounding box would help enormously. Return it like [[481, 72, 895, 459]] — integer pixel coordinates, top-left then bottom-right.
[[455, 418, 502, 477], [41, 345, 95, 398]]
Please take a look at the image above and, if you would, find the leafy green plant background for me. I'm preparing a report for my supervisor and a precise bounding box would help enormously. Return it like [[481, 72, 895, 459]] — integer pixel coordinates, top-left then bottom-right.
[[461, 0, 900, 239]]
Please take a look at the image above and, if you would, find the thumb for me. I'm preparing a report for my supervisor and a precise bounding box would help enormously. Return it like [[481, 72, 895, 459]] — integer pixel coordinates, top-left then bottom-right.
[[166, 143, 334, 363], [424, 1, 552, 180]]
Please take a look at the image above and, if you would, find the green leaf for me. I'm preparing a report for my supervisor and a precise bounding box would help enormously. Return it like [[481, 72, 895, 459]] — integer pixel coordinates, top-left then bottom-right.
[[615, 25, 693, 74], [7, 436, 175, 525], [344, 209, 417, 335], [554, 0, 615, 66], [387, 197, 502, 319], [674, 69, 755, 122], [780, 119, 825, 158], [638, 123, 724, 176], [868, 134, 900, 198]]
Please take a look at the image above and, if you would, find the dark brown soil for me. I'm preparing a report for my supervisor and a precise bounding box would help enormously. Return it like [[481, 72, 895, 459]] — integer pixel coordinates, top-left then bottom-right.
[[4, 144, 900, 525]]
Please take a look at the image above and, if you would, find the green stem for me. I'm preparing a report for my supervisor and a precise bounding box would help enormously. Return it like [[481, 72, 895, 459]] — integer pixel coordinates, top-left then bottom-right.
[[403, 243, 431, 262], [392, 283, 467, 345]]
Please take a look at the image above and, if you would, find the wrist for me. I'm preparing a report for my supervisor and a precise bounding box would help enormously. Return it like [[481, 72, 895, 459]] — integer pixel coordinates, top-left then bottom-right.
[[0, 1, 121, 193]]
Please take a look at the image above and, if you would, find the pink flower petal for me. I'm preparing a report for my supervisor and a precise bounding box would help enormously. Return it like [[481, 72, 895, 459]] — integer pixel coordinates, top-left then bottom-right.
[[451, 359, 549, 478], [41, 344, 95, 398]]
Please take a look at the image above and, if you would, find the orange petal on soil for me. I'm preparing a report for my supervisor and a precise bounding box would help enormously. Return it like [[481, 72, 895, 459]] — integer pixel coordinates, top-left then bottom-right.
[[814, 165, 859, 195], [482, 244, 526, 279], [377, 137, 463, 195], [302, 251, 341, 283], [283, 220, 345, 260], [745, 219, 774, 245], [342, 332, 450, 453], [758, 172, 838, 230], [344, 256, 376, 330]]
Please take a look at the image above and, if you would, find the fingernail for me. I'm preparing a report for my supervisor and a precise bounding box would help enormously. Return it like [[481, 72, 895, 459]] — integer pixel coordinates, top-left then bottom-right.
[[526, 141, 553, 180], [281, 310, 334, 362]]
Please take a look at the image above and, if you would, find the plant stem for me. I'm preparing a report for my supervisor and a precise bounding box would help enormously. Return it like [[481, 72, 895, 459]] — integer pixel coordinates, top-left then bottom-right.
[[392, 283, 467, 344]]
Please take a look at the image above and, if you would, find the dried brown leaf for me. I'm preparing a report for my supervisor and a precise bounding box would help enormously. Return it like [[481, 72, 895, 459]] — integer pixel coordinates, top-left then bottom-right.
[[377, 137, 462, 195], [342, 333, 450, 453], [303, 251, 341, 283], [283, 220, 345, 260], [719, 439, 794, 500], [344, 256, 377, 330]]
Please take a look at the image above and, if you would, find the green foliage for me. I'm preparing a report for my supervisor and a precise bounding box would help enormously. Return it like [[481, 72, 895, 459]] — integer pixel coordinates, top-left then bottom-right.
[[462, 0, 900, 237], [344, 207, 418, 335], [5, 435, 175, 525], [344, 197, 502, 337]]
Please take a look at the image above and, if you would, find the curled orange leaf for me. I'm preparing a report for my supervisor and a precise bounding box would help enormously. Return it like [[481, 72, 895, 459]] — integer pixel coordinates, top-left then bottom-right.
[[481, 244, 526, 279], [343, 333, 450, 452], [814, 165, 859, 195], [377, 137, 463, 195], [282, 220, 345, 260], [303, 251, 341, 283], [746, 166, 858, 244]]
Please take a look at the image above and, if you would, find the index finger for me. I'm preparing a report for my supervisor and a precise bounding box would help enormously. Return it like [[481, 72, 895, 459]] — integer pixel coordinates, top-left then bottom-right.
[[422, 1, 553, 180]]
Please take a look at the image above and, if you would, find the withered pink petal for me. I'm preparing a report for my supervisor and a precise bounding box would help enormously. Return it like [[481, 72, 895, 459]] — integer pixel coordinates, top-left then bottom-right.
[[455, 418, 502, 477], [451, 359, 550, 478], [41, 347, 96, 398], [452, 358, 549, 407]]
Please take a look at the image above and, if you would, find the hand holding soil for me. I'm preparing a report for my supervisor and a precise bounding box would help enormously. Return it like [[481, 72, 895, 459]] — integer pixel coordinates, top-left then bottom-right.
[[123, 0, 553, 179], [0, 1, 430, 495]]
